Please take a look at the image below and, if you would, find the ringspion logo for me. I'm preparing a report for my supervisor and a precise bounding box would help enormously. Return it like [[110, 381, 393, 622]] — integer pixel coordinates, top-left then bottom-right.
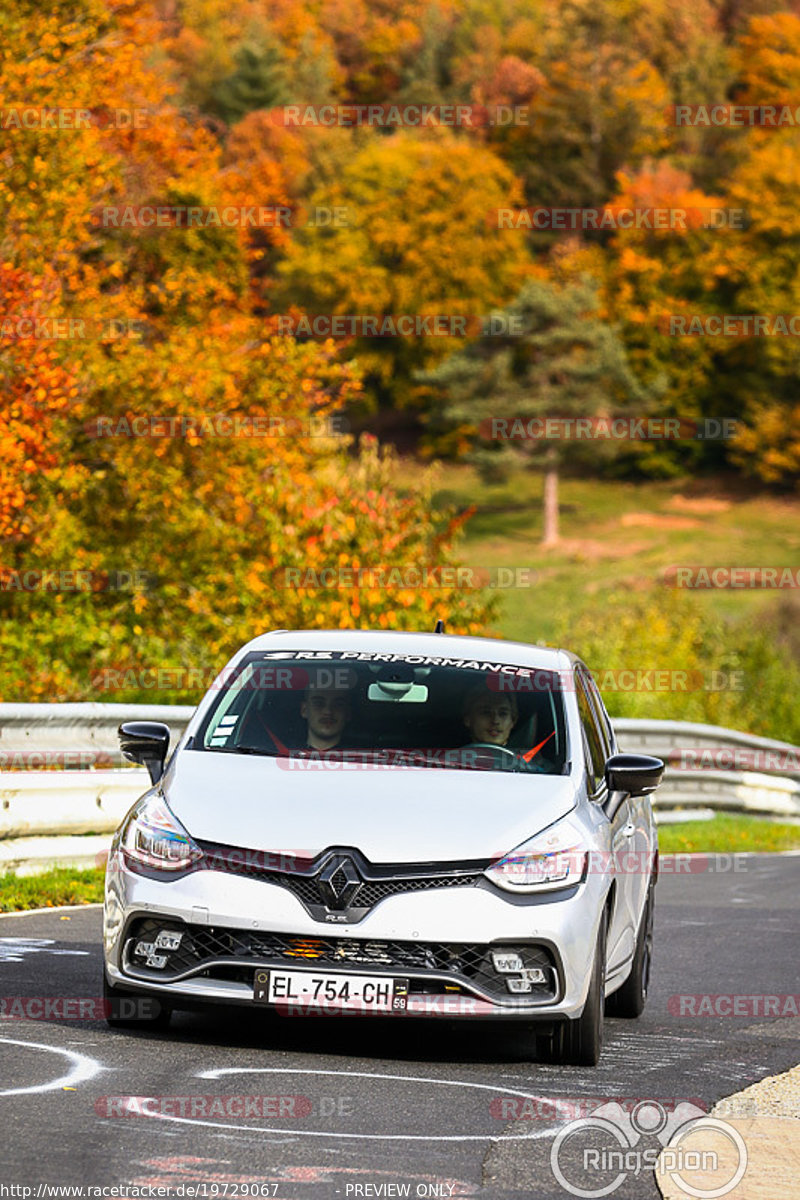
[[550, 1100, 747, 1198]]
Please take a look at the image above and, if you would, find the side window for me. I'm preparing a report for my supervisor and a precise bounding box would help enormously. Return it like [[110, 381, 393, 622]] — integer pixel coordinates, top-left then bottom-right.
[[575, 672, 606, 793], [582, 669, 615, 760]]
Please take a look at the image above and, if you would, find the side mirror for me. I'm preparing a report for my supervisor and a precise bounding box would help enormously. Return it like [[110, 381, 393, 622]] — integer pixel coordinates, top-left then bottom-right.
[[118, 721, 171, 785], [605, 753, 664, 797]]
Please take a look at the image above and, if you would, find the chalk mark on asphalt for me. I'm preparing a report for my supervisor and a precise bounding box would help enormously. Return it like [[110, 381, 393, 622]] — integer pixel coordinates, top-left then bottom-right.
[[121, 1066, 568, 1142], [0, 1036, 102, 1097], [0, 937, 90, 963]]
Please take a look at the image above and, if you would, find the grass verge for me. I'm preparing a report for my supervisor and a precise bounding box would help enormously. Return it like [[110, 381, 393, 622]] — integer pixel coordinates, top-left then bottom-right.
[[0, 866, 105, 913], [658, 812, 800, 854], [430, 464, 800, 644]]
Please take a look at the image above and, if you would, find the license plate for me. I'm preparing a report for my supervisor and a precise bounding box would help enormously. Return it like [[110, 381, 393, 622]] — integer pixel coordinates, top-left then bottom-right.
[[253, 969, 407, 1012]]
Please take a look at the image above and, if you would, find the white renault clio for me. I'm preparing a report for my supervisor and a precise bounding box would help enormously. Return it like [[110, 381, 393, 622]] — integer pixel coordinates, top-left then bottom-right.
[[103, 628, 663, 1064]]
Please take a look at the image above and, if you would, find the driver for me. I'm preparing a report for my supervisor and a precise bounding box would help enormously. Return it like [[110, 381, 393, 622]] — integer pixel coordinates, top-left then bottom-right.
[[463, 687, 518, 747], [300, 684, 352, 750]]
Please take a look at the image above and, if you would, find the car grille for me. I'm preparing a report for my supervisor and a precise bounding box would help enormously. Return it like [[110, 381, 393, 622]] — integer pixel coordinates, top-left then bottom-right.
[[124, 918, 558, 1002], [196, 840, 485, 920]]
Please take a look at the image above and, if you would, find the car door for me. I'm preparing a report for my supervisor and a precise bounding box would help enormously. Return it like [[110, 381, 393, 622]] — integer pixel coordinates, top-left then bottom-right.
[[574, 667, 637, 973], [583, 668, 654, 933]]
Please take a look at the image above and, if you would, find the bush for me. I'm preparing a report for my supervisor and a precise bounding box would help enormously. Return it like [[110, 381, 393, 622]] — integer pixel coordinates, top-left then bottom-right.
[[553, 589, 800, 744]]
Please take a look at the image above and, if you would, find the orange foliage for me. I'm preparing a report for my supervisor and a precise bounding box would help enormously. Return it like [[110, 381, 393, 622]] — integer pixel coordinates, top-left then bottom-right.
[[0, 265, 81, 543]]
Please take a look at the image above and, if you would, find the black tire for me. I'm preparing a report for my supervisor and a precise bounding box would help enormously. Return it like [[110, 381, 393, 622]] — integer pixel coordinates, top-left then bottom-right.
[[103, 971, 172, 1030], [606, 880, 654, 1019], [539, 913, 606, 1066]]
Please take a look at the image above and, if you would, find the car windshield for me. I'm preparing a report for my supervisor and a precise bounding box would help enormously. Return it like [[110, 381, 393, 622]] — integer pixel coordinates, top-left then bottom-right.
[[194, 652, 568, 775]]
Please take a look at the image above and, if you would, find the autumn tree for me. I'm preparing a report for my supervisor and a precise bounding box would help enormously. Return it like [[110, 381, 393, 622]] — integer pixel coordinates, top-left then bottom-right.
[[421, 277, 649, 545], [0, 266, 82, 546], [210, 42, 289, 123], [0, 0, 495, 703], [276, 131, 531, 411], [582, 160, 733, 477], [687, 13, 800, 486], [449, 0, 671, 208]]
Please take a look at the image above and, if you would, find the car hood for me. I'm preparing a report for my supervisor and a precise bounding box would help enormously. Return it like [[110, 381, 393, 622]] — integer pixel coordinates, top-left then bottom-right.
[[163, 749, 577, 864]]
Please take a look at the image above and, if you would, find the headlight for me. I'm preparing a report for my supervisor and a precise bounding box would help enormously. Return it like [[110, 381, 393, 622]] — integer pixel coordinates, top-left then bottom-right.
[[121, 794, 203, 873], [485, 817, 588, 893]]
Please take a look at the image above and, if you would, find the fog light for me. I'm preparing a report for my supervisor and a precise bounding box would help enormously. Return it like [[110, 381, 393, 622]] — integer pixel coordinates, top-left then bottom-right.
[[507, 978, 533, 993], [145, 953, 168, 969], [154, 930, 183, 951], [522, 968, 546, 984], [492, 952, 524, 973], [135, 940, 154, 958]]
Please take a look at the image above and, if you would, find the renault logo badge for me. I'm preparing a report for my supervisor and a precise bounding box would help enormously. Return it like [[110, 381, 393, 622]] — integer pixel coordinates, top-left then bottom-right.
[[318, 856, 362, 910]]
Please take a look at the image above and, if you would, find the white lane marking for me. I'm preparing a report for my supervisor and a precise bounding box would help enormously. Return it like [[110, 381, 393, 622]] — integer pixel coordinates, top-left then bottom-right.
[[0, 903, 103, 919], [127, 1066, 565, 1142], [0, 938, 90, 962], [0, 1036, 103, 1097]]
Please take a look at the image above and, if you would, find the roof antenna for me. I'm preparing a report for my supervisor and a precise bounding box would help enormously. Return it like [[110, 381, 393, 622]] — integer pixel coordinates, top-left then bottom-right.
[[434, 619, 446, 634]]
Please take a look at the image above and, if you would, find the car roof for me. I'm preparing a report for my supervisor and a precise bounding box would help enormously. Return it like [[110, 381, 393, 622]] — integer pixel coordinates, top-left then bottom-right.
[[238, 628, 580, 672]]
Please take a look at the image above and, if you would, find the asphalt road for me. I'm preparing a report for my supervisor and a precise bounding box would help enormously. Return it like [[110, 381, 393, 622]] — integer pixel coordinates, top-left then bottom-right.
[[1, 854, 798, 1200]]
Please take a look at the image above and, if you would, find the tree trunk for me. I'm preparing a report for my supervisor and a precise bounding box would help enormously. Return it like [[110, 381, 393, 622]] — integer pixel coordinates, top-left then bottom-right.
[[542, 461, 559, 547]]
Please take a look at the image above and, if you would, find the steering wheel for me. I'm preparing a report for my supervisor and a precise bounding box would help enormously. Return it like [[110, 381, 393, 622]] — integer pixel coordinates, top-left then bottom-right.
[[461, 742, 519, 768], [462, 742, 517, 757]]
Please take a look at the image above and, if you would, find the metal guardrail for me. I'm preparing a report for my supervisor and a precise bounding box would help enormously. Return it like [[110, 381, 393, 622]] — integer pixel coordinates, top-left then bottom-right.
[[613, 717, 800, 817], [614, 718, 800, 781], [0, 706, 798, 874], [0, 702, 194, 767]]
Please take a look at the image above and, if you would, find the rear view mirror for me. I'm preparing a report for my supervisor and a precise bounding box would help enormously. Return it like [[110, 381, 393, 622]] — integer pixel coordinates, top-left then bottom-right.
[[367, 660, 429, 702], [605, 753, 664, 797], [367, 682, 429, 703], [118, 721, 171, 785]]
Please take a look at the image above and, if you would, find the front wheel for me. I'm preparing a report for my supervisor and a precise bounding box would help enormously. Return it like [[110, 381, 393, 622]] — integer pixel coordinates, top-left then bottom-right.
[[103, 971, 172, 1030], [606, 880, 654, 1019], [539, 914, 606, 1066]]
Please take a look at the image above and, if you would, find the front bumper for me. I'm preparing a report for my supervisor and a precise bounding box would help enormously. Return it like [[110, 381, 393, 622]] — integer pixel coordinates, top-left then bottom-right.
[[103, 849, 608, 1021]]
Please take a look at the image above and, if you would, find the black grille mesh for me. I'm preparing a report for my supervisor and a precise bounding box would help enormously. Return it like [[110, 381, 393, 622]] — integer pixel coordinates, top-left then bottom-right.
[[196, 841, 483, 915], [126, 918, 557, 1001]]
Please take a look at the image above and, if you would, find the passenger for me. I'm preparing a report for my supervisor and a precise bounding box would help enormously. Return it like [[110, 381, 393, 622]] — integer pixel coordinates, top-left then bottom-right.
[[463, 687, 518, 747]]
